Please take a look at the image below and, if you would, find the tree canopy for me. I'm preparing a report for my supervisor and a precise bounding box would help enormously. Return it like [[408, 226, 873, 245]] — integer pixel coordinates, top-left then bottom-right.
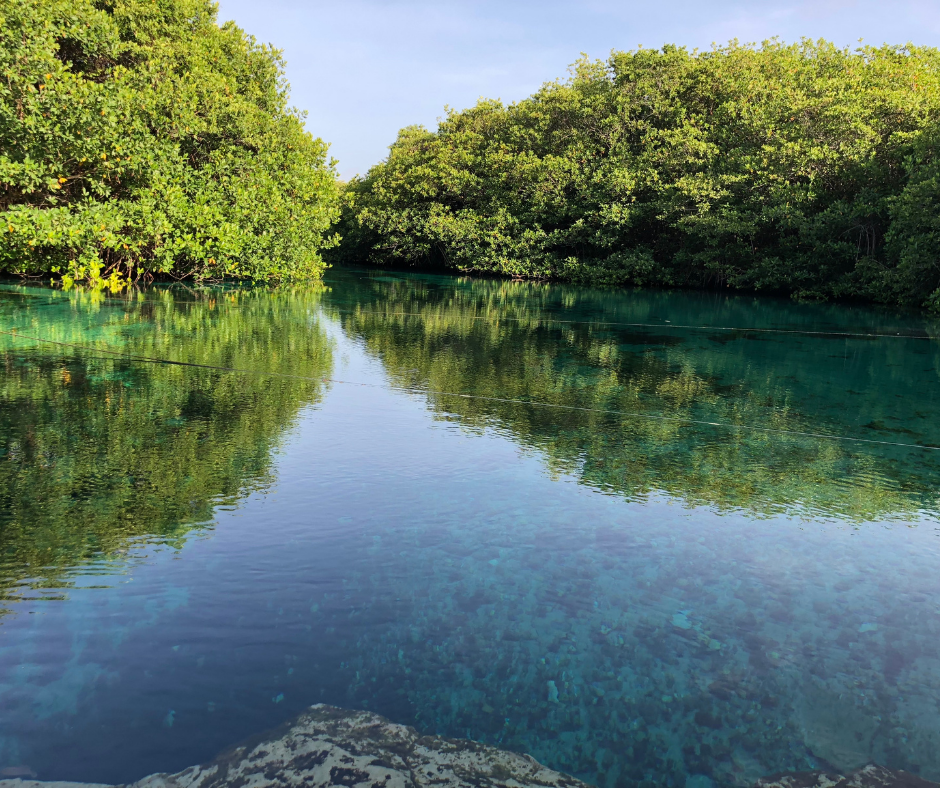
[[337, 40, 940, 311], [0, 0, 340, 287]]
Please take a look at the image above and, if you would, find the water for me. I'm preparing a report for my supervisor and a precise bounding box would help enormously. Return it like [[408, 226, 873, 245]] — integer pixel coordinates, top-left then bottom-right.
[[1, 269, 939, 787]]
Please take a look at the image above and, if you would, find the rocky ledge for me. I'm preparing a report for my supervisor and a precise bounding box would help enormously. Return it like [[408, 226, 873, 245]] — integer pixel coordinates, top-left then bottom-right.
[[756, 764, 939, 788], [2, 706, 938, 788], [0, 704, 589, 788]]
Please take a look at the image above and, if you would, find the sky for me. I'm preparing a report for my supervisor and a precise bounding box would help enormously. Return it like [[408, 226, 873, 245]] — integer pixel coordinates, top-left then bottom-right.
[[215, 0, 940, 179]]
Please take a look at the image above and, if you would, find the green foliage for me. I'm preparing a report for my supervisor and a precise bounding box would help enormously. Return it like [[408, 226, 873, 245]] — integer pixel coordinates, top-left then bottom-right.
[[0, 284, 333, 601], [338, 40, 940, 310], [0, 0, 340, 286], [886, 123, 940, 310]]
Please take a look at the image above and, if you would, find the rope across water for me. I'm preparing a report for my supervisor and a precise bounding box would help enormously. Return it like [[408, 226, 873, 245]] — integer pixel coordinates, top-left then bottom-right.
[[1, 327, 937, 453]]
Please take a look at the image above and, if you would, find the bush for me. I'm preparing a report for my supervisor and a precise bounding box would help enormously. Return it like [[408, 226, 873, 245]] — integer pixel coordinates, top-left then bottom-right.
[[0, 0, 341, 287], [337, 40, 940, 310]]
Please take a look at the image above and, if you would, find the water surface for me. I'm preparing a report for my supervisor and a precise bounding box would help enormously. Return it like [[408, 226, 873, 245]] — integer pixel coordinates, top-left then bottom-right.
[[1, 269, 939, 788]]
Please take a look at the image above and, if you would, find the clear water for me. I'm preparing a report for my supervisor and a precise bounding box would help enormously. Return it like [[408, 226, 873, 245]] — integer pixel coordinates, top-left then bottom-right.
[[1, 269, 939, 788]]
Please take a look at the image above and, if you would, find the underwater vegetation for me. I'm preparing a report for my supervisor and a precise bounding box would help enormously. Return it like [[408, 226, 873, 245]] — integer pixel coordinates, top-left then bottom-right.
[[307, 494, 940, 786]]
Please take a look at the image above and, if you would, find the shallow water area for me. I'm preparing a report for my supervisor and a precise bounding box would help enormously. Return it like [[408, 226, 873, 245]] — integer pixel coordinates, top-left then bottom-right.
[[0, 269, 939, 788]]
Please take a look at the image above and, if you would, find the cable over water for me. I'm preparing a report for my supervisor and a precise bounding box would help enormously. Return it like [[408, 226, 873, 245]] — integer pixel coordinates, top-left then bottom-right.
[[1, 327, 937, 453]]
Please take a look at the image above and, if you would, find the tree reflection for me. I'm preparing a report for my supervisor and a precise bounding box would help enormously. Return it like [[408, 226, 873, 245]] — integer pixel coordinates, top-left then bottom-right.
[[334, 274, 940, 521], [0, 286, 333, 604]]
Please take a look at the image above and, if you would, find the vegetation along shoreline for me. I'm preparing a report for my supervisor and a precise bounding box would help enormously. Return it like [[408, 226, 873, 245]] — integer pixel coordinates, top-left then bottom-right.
[[3, 1, 940, 313]]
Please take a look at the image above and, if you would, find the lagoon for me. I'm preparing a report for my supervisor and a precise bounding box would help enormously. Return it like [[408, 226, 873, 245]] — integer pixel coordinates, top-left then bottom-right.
[[0, 268, 939, 787]]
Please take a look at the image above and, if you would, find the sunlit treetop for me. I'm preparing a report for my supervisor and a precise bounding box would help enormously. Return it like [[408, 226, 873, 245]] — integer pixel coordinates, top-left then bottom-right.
[[338, 40, 940, 311], [0, 0, 341, 288]]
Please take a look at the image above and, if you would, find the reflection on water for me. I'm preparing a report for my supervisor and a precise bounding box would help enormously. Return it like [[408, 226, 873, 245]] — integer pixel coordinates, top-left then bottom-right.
[[0, 285, 333, 603], [332, 272, 940, 520], [0, 270, 939, 788]]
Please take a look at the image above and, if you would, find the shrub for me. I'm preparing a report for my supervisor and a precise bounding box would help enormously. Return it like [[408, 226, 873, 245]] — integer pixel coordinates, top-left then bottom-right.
[[0, 0, 341, 287], [338, 41, 940, 310]]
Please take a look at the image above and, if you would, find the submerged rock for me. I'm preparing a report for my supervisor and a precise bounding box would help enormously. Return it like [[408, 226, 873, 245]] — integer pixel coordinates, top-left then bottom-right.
[[547, 680, 560, 703], [756, 763, 940, 788], [0, 705, 590, 788]]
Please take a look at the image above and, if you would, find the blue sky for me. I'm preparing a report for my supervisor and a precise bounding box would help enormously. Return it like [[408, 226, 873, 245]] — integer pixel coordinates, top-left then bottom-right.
[[215, 0, 940, 179]]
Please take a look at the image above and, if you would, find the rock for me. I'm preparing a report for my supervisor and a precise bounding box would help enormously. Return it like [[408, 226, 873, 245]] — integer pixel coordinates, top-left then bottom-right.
[[547, 680, 559, 703], [794, 686, 879, 770], [671, 612, 693, 630], [0, 705, 590, 788], [756, 763, 940, 788]]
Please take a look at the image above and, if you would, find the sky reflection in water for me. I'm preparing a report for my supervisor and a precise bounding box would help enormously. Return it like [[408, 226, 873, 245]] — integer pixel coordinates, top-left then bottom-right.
[[0, 269, 939, 788]]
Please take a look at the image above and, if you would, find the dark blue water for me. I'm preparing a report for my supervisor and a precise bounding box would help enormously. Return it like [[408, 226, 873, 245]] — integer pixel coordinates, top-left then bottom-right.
[[1, 270, 939, 787]]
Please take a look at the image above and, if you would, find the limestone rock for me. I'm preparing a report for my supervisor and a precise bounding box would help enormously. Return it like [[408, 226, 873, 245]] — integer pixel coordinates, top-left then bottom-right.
[[0, 705, 590, 788], [756, 763, 940, 788], [793, 686, 882, 772]]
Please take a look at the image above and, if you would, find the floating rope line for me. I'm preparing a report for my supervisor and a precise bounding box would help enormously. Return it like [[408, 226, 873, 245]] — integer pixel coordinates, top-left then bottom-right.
[[1, 328, 938, 453]]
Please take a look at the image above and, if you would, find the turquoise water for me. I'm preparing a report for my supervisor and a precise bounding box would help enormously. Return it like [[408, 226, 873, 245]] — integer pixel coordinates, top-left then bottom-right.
[[1, 269, 939, 787]]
